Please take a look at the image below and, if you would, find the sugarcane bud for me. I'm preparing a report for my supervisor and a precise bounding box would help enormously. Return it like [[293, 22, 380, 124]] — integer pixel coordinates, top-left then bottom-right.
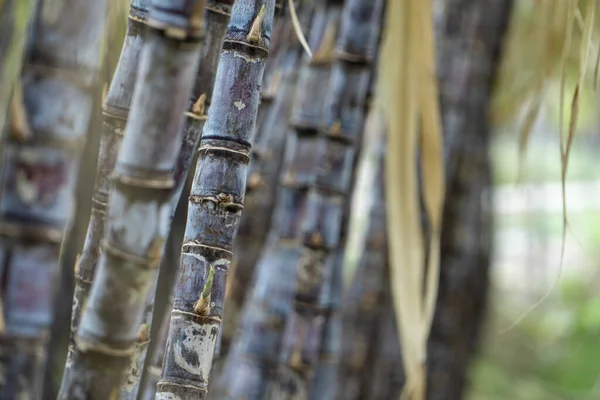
[[311, 21, 337, 65], [192, 93, 207, 116], [9, 81, 31, 142], [194, 265, 214, 315], [247, 172, 266, 191], [137, 323, 150, 342], [246, 5, 266, 44], [328, 120, 342, 136], [73, 254, 82, 276]]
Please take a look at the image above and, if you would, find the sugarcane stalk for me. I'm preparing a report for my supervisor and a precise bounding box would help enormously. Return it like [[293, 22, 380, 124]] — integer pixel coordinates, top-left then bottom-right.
[[0, 0, 37, 136], [58, 1, 207, 397], [426, 0, 513, 398], [156, 1, 277, 398], [276, 1, 384, 394], [59, 3, 151, 392], [335, 105, 389, 400], [0, 0, 108, 397], [366, 291, 405, 400], [117, 2, 234, 397], [211, 2, 344, 398], [220, 0, 315, 357], [139, 288, 173, 400]]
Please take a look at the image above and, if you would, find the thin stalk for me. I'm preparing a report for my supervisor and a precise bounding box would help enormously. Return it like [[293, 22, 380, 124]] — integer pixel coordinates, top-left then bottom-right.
[[366, 291, 405, 400], [58, 1, 207, 397], [277, 0, 384, 393], [220, 0, 314, 357], [427, 0, 513, 398], [140, 289, 173, 400], [337, 107, 389, 400], [118, 1, 234, 397], [59, 0, 150, 393], [0, 0, 36, 135], [211, 2, 344, 398], [0, 0, 108, 397], [156, 1, 276, 398]]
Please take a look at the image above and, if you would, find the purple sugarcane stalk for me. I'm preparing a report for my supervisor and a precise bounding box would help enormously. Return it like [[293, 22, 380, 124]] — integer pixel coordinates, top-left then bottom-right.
[[156, 1, 276, 398], [58, 1, 207, 397]]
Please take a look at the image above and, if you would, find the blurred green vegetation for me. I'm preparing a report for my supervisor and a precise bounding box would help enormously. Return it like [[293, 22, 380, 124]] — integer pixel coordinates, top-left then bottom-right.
[[469, 275, 600, 400]]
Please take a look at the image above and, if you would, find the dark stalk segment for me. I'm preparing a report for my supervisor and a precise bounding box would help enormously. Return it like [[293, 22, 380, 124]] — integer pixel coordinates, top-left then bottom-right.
[[58, 2, 207, 398], [157, 1, 276, 398], [212, 2, 343, 398], [0, 0, 108, 397], [0, 0, 36, 135], [119, 2, 234, 397], [222, 0, 315, 356], [140, 289, 174, 400], [278, 0, 384, 391], [254, 0, 285, 113], [61, 1, 150, 392], [427, 0, 513, 398], [367, 290, 405, 400], [337, 109, 389, 400]]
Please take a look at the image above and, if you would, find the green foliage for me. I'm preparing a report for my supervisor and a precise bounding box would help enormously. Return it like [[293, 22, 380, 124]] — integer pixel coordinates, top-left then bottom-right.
[[469, 278, 600, 400]]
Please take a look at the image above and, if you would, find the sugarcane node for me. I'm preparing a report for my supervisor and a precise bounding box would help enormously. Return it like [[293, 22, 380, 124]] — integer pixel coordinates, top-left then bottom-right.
[[336, 49, 371, 65], [0, 222, 63, 243], [112, 173, 175, 190], [102, 240, 161, 268], [206, 4, 233, 17]]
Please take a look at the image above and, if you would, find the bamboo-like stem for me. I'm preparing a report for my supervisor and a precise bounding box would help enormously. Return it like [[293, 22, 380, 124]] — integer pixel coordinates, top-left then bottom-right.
[[118, 2, 234, 397], [220, 0, 314, 357], [0, 0, 37, 135], [156, 1, 276, 398], [0, 0, 108, 397], [139, 289, 173, 400], [60, 2, 150, 392], [275, 1, 384, 394], [58, 1, 207, 397], [336, 106, 389, 400], [211, 2, 346, 398], [366, 293, 405, 400], [426, 0, 513, 398]]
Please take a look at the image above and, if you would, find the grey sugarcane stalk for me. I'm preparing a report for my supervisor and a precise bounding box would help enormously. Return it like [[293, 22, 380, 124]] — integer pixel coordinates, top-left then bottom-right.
[[276, 0, 384, 394], [427, 0, 513, 397], [211, 2, 344, 397], [156, 1, 276, 398], [338, 107, 390, 400], [118, 1, 234, 397], [60, 1, 150, 395], [220, 0, 315, 357], [58, 1, 207, 397], [0, 0, 108, 397]]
